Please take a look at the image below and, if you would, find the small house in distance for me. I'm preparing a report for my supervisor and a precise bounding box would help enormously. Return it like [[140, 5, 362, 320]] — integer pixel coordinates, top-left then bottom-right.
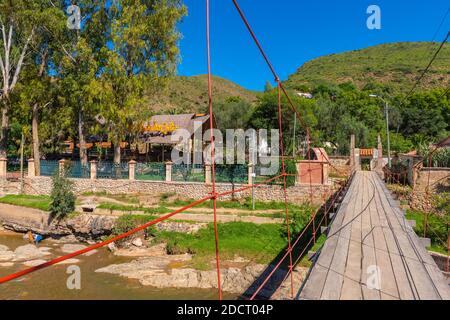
[[138, 113, 215, 162]]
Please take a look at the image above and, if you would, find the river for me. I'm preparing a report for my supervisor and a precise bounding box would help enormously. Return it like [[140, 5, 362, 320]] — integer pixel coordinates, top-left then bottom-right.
[[0, 233, 236, 300]]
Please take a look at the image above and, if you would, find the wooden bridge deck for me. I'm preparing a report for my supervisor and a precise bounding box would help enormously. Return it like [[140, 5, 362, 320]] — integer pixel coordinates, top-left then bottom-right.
[[299, 171, 450, 300]]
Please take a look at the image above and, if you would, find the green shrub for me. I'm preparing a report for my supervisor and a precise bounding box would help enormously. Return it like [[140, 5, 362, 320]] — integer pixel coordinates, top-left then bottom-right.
[[113, 214, 158, 236], [284, 159, 297, 187], [49, 172, 75, 219], [284, 204, 313, 239], [405, 210, 449, 254]]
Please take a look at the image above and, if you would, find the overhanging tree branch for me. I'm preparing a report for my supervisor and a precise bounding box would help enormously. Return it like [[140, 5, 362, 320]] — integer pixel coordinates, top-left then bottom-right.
[[10, 27, 35, 90]]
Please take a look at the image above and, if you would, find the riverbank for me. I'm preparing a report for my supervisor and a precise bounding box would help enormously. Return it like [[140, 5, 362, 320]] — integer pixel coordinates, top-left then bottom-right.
[[0, 231, 237, 300], [0, 229, 307, 299], [0, 198, 311, 298]]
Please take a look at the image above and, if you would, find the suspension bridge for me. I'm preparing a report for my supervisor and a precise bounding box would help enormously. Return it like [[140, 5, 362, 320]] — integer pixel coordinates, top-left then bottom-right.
[[298, 171, 450, 300], [0, 0, 449, 301]]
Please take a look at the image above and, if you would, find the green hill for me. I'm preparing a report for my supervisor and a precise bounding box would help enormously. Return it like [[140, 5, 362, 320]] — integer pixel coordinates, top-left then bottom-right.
[[150, 75, 259, 113], [284, 42, 450, 92]]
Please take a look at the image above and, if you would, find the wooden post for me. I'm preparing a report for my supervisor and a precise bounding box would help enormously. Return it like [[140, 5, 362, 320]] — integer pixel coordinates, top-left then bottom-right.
[[90, 160, 97, 180], [349, 134, 355, 167], [129, 160, 136, 180], [165, 161, 173, 182], [28, 159, 36, 177], [0, 158, 7, 178]]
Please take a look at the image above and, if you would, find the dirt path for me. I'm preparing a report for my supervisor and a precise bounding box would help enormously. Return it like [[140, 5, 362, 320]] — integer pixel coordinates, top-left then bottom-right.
[[78, 195, 284, 215], [92, 207, 283, 224]]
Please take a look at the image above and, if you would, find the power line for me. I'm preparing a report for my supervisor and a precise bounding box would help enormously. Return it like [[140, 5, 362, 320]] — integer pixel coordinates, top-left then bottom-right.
[[430, 7, 450, 44], [402, 31, 450, 102], [437, 85, 450, 99]]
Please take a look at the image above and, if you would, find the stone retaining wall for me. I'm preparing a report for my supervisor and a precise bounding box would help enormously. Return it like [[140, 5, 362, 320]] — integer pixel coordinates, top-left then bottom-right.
[[414, 168, 450, 191], [403, 168, 449, 212], [328, 156, 351, 177], [0, 176, 333, 204]]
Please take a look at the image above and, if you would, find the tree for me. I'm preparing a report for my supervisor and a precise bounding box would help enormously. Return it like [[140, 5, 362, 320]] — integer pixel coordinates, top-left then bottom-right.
[[249, 89, 317, 155], [95, 0, 186, 168], [264, 80, 273, 92], [0, 1, 36, 158], [14, 2, 67, 174], [400, 90, 449, 140], [213, 97, 253, 130]]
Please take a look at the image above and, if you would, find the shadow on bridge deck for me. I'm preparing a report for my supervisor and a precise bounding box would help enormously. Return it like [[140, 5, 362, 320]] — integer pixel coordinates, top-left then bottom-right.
[[239, 179, 351, 300]]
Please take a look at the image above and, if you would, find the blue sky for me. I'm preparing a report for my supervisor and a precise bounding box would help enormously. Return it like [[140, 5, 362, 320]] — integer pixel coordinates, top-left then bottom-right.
[[176, 0, 450, 91]]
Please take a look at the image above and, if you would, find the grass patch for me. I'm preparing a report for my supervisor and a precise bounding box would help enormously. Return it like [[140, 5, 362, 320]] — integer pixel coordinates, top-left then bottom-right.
[[0, 194, 51, 211], [405, 210, 449, 255], [161, 196, 313, 212], [81, 191, 139, 204], [157, 222, 287, 267]]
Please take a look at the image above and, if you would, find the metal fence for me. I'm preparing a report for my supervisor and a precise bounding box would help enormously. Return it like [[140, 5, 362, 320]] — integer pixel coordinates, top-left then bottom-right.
[[254, 164, 281, 185], [136, 162, 165, 181], [215, 164, 247, 184], [40, 160, 59, 177], [172, 164, 205, 182], [64, 161, 90, 178], [7, 158, 28, 172], [97, 161, 129, 180]]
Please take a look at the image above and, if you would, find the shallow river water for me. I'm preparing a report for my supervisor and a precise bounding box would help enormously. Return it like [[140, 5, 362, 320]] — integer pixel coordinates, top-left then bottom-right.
[[0, 233, 235, 300]]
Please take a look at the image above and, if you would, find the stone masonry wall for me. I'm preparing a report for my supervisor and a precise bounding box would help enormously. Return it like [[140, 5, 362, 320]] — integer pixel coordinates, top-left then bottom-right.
[[408, 168, 449, 212], [413, 168, 450, 191], [328, 156, 351, 177], [0, 176, 334, 205]]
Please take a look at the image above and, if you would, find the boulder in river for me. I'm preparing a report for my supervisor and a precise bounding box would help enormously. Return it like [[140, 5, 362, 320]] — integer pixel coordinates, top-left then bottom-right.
[[132, 238, 143, 247], [13, 244, 51, 262], [95, 254, 268, 294], [55, 258, 80, 265], [0, 262, 14, 267], [61, 244, 97, 256], [0, 250, 15, 262], [113, 243, 167, 257], [2, 213, 116, 241], [65, 214, 116, 237], [22, 259, 47, 267]]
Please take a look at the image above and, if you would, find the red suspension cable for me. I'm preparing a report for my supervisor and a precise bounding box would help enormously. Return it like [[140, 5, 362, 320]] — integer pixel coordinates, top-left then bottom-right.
[[206, 0, 223, 300], [276, 82, 294, 298], [0, 195, 213, 284], [231, 0, 344, 180]]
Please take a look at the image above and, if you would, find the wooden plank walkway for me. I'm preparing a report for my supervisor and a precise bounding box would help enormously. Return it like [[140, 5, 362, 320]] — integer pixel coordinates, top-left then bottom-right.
[[299, 171, 450, 300]]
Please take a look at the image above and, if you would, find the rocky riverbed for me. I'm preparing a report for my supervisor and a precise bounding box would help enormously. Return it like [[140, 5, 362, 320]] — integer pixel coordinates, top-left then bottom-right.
[[0, 228, 308, 298], [0, 204, 309, 298]]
